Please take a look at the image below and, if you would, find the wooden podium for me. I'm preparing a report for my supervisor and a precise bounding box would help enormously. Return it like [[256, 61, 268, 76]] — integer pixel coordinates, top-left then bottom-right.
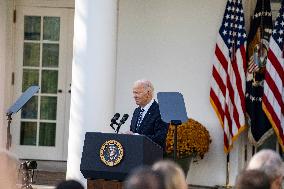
[[80, 132, 163, 189], [87, 179, 123, 189]]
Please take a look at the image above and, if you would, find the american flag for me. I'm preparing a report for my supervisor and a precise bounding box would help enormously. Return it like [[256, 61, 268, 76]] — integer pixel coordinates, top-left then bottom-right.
[[262, 0, 284, 150], [210, 0, 247, 153]]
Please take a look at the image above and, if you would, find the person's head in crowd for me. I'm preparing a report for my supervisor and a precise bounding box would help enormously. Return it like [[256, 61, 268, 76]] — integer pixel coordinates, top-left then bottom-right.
[[247, 149, 284, 189], [56, 179, 84, 189], [0, 149, 19, 189], [235, 170, 270, 189], [132, 79, 154, 107], [124, 166, 163, 189], [152, 160, 188, 189]]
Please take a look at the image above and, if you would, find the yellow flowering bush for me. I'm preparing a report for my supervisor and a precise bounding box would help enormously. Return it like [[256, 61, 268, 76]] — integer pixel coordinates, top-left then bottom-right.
[[166, 118, 211, 159]]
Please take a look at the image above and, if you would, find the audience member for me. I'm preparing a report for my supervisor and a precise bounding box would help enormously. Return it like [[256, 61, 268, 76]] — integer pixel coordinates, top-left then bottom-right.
[[124, 166, 163, 189], [235, 169, 270, 189], [247, 149, 284, 189], [56, 179, 84, 189], [0, 149, 19, 189], [152, 160, 188, 189]]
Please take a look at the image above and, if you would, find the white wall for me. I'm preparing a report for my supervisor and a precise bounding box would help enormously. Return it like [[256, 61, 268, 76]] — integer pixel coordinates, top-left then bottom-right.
[[0, 0, 7, 149], [0, 0, 13, 149], [115, 0, 254, 186]]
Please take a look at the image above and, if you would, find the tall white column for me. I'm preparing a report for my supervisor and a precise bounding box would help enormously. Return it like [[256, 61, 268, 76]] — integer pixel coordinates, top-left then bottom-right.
[[66, 0, 118, 185], [0, 0, 7, 149], [0, 0, 13, 149]]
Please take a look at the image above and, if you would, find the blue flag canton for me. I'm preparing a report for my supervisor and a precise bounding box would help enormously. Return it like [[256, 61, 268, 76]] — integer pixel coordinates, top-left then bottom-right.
[[272, 2, 284, 49], [219, 0, 247, 56]]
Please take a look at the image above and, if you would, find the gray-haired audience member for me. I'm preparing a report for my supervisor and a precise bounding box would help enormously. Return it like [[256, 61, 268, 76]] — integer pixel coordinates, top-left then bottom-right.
[[124, 166, 163, 189], [152, 160, 188, 189], [247, 149, 284, 189], [56, 180, 84, 189], [235, 170, 270, 189]]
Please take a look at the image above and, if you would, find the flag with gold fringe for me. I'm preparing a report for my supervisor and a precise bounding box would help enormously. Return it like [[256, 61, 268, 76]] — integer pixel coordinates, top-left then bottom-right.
[[262, 0, 284, 151], [246, 0, 273, 147], [210, 0, 247, 153]]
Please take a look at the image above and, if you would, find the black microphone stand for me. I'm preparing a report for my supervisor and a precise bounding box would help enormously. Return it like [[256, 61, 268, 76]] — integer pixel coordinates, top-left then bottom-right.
[[171, 120, 182, 161], [6, 113, 12, 150], [110, 123, 116, 131], [116, 122, 123, 134]]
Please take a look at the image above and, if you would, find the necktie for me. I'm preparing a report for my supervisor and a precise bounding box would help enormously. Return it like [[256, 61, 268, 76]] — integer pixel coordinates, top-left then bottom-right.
[[136, 108, 145, 132]]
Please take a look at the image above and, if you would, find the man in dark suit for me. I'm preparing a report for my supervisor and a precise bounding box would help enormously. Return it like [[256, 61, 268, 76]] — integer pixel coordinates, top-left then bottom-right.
[[128, 80, 168, 148]]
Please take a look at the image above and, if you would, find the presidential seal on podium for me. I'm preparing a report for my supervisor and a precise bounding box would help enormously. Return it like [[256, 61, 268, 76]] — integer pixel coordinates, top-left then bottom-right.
[[100, 140, 124, 166]]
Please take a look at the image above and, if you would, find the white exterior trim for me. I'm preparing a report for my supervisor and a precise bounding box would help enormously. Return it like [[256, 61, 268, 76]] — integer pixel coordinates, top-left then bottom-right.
[[15, 0, 74, 8]]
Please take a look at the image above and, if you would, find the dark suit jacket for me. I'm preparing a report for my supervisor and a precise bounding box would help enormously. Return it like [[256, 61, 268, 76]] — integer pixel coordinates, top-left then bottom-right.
[[130, 100, 168, 148]]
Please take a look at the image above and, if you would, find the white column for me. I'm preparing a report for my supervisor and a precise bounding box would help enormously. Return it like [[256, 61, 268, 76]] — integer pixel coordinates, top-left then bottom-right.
[[66, 0, 118, 185], [0, 0, 7, 149], [0, 0, 13, 149]]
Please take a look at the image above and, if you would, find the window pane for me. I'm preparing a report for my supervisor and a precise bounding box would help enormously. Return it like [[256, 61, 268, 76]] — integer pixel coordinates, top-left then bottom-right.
[[40, 96, 57, 120], [41, 70, 58, 94], [39, 122, 56, 146], [22, 69, 39, 92], [43, 17, 60, 41], [24, 16, 41, 40], [42, 44, 59, 68], [21, 96, 38, 119], [23, 43, 40, 67], [20, 122, 37, 145]]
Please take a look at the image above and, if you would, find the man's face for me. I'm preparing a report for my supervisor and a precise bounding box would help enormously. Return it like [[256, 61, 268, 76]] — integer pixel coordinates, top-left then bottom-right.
[[132, 84, 151, 107]]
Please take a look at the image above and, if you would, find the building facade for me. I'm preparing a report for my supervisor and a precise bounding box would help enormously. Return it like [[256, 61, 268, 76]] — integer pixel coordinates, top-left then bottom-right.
[[0, 0, 281, 187]]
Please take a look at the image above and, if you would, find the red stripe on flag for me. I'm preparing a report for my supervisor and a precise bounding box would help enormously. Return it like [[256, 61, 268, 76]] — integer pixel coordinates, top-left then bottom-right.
[[224, 131, 229, 152], [210, 89, 225, 123], [215, 45, 228, 71], [226, 73, 241, 130], [231, 53, 246, 115], [262, 95, 284, 139], [265, 72, 284, 115], [212, 66, 226, 96], [240, 46, 246, 72], [267, 50, 284, 84]]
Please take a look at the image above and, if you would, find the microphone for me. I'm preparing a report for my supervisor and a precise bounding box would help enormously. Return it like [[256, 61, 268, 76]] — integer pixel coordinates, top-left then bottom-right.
[[116, 114, 129, 133], [119, 114, 129, 125], [110, 113, 120, 130]]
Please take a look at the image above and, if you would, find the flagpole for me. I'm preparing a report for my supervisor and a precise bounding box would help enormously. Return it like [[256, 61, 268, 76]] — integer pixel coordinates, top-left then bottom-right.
[[226, 153, 230, 187]]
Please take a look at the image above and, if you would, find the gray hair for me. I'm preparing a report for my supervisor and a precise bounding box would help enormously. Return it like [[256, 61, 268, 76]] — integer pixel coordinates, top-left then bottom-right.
[[134, 79, 154, 94], [124, 166, 163, 189], [235, 170, 270, 189], [247, 149, 284, 181], [152, 160, 188, 189]]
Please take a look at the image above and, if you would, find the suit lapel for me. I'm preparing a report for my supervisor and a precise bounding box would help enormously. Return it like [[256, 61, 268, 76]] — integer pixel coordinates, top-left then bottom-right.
[[132, 108, 140, 132], [138, 101, 156, 131]]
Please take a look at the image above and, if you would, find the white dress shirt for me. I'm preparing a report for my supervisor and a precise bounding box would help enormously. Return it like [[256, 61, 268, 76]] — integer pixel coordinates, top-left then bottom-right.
[[140, 99, 154, 122]]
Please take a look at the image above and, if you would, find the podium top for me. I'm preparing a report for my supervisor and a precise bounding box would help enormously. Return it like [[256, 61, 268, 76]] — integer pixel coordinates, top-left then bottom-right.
[[157, 92, 188, 123]]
